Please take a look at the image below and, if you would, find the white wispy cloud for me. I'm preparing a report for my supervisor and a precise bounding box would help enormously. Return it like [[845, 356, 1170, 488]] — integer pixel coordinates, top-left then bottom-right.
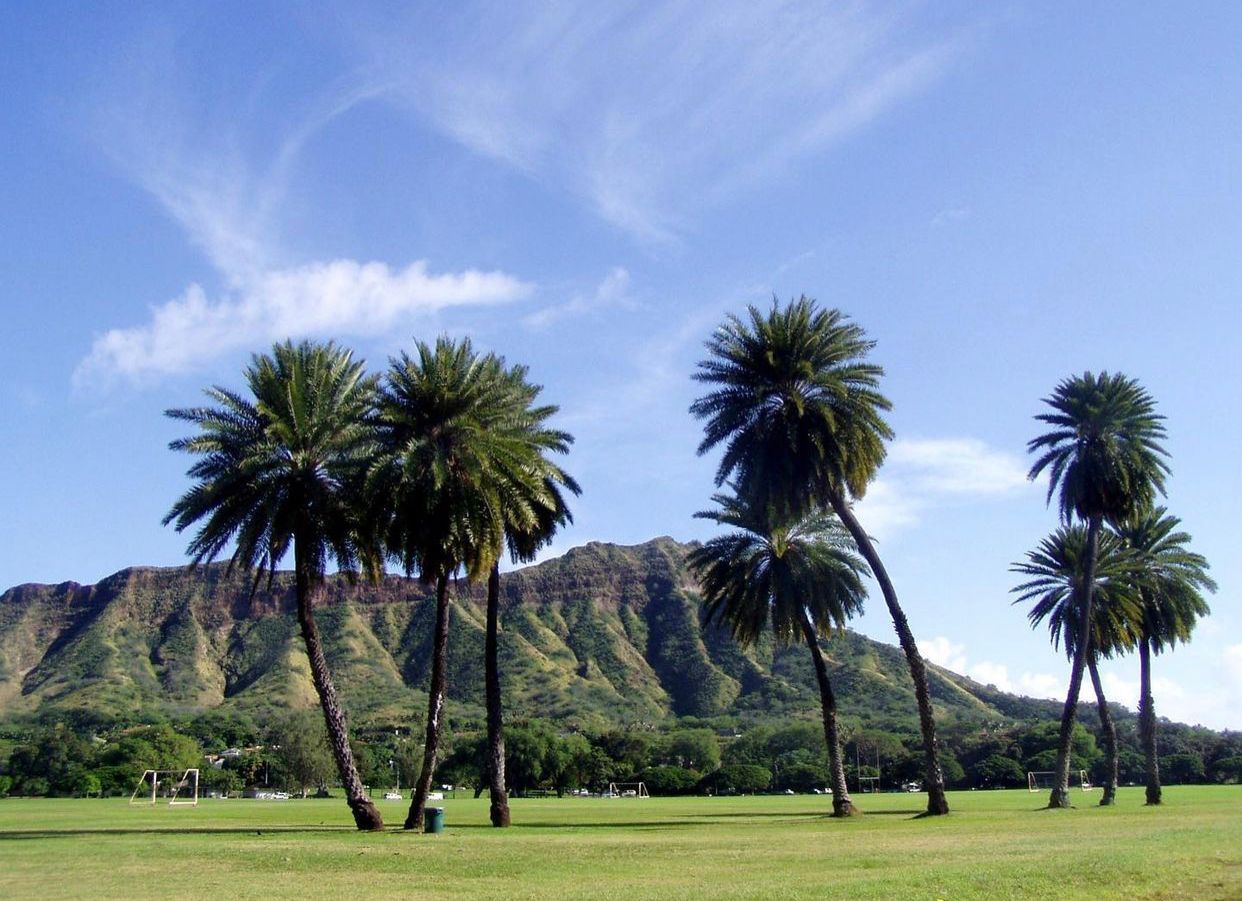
[[76, 261, 530, 385], [76, 52, 529, 385], [354, 2, 967, 243], [855, 437, 1030, 540], [524, 267, 634, 329], [921, 636, 967, 673], [921, 635, 1060, 700], [920, 641, 1242, 729]]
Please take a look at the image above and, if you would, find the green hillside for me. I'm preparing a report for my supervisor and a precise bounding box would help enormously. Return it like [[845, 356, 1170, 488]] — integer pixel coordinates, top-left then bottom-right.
[[0, 537, 1063, 732]]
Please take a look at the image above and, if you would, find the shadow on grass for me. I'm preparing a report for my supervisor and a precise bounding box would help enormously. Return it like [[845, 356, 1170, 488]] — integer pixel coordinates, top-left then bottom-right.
[[0, 826, 357, 841], [495, 811, 847, 830]]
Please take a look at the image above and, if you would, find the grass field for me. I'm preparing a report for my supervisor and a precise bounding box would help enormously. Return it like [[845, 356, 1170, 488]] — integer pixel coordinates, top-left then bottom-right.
[[1, 787, 1239, 899]]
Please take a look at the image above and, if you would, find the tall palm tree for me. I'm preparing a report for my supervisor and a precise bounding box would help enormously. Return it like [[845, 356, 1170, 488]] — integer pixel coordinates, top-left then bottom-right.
[[1027, 371, 1168, 808], [163, 340, 384, 831], [690, 296, 950, 815], [1114, 508, 1215, 805], [371, 337, 547, 830], [482, 365, 579, 828], [689, 490, 869, 816], [1011, 525, 1142, 805]]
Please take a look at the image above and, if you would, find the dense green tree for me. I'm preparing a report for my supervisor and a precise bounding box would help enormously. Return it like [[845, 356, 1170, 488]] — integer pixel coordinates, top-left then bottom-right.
[[597, 731, 655, 778], [1021, 722, 1101, 777], [691, 297, 949, 815], [201, 767, 243, 797], [163, 340, 383, 830], [974, 754, 1026, 788], [1026, 371, 1168, 808], [1162, 752, 1206, 785], [705, 764, 772, 795], [640, 765, 699, 794], [777, 759, 829, 793], [1113, 508, 1215, 804], [271, 712, 335, 797], [1210, 756, 1242, 784], [6, 724, 95, 796], [689, 490, 869, 816], [503, 721, 560, 795], [1012, 525, 1142, 804], [660, 729, 722, 773]]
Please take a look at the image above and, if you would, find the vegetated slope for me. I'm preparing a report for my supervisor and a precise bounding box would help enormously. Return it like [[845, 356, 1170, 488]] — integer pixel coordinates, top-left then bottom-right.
[[0, 538, 1063, 731]]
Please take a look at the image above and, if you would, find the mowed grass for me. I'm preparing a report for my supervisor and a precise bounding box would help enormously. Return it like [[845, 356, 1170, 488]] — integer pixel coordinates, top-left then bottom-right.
[[1, 787, 1239, 899]]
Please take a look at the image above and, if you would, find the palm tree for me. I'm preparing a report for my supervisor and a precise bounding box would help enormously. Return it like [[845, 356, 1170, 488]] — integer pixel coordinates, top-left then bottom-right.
[[163, 340, 384, 831], [482, 365, 579, 828], [689, 490, 869, 816], [1027, 371, 1168, 808], [690, 296, 950, 815], [371, 337, 548, 830], [1114, 508, 1215, 805], [1011, 525, 1142, 805]]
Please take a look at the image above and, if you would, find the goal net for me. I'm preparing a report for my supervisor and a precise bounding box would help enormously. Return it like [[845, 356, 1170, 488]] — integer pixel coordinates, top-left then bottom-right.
[[1027, 770, 1093, 793], [130, 769, 200, 807], [606, 781, 649, 798]]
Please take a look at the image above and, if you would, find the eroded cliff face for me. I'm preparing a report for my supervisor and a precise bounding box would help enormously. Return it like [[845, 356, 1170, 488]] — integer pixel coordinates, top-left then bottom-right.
[[0, 537, 1040, 730]]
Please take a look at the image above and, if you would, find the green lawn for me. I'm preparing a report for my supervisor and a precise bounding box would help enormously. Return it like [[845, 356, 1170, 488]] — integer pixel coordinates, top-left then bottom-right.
[[1, 787, 1239, 899]]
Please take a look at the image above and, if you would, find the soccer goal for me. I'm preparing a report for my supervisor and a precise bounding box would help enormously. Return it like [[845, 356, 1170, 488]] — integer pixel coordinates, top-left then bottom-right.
[[1027, 770, 1093, 793], [606, 781, 649, 798], [130, 769, 200, 807]]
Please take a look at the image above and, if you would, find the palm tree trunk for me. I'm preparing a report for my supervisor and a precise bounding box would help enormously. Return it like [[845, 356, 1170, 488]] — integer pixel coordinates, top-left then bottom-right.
[[1139, 635, 1161, 805], [828, 494, 948, 816], [1049, 516, 1101, 809], [293, 531, 383, 832], [406, 572, 452, 831], [486, 563, 511, 827], [800, 613, 857, 817], [1087, 655, 1117, 805]]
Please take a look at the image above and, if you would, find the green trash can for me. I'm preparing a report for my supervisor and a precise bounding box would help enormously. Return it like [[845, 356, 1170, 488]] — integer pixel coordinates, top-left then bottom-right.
[[425, 807, 445, 834]]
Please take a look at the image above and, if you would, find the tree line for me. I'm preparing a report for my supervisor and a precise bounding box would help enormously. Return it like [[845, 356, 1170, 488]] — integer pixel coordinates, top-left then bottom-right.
[[5, 712, 1240, 800], [144, 295, 1217, 829]]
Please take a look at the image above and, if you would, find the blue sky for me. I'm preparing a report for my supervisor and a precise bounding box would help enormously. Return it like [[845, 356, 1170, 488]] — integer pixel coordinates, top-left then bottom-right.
[[2, 2, 1239, 729]]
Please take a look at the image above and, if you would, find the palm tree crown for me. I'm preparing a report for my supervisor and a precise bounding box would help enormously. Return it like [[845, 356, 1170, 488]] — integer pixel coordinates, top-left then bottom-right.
[[1115, 507, 1215, 651], [690, 297, 891, 513], [1011, 525, 1142, 660], [164, 339, 376, 579], [1027, 371, 1169, 525], [689, 491, 869, 646], [370, 336, 558, 581]]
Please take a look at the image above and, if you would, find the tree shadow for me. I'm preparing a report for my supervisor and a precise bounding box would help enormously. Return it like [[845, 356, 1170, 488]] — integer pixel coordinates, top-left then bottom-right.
[[0, 826, 358, 841]]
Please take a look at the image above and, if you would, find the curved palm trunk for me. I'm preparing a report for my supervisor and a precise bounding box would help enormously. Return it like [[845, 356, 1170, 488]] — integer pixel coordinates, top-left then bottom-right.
[[800, 614, 857, 817], [485, 563, 511, 827], [1139, 636, 1161, 805], [406, 572, 452, 831], [1049, 516, 1101, 809], [1087, 655, 1118, 805], [828, 494, 948, 816], [293, 534, 383, 832]]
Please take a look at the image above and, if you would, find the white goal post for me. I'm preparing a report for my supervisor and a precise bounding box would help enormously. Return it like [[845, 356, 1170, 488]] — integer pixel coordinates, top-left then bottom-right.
[[130, 769, 200, 807], [606, 781, 649, 798], [1027, 770, 1093, 793]]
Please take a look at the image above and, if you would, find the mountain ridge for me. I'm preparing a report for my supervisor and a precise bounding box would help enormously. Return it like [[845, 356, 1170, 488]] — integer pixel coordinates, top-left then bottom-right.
[[0, 536, 1071, 733]]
